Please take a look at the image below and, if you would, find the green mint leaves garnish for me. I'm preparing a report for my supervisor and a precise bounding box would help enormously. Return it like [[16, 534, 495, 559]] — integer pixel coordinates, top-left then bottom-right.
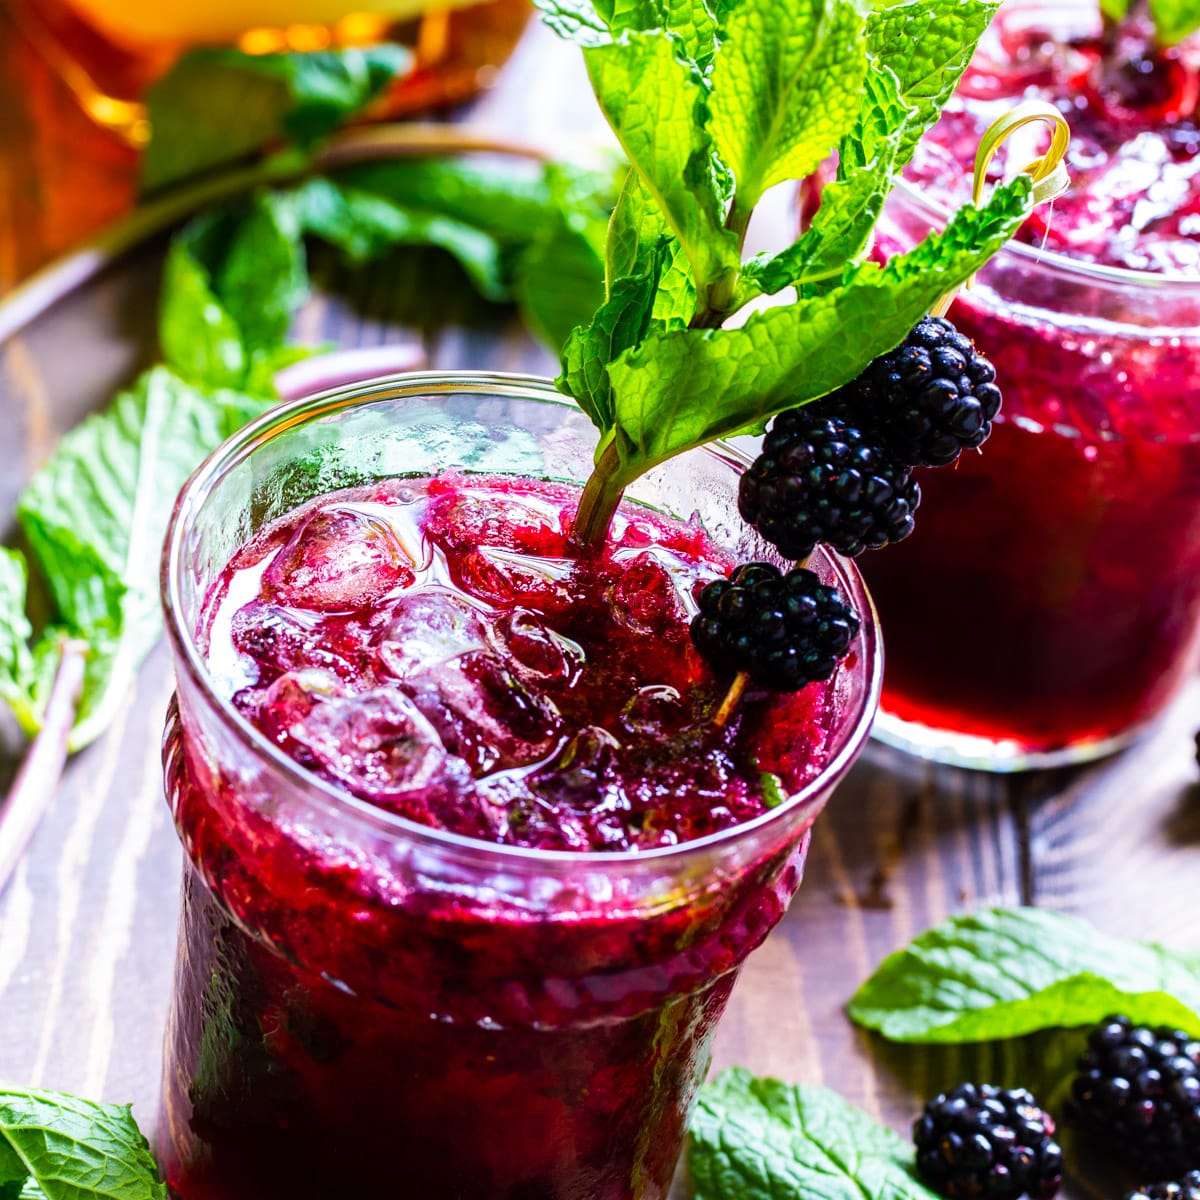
[[709, 1, 868, 219], [849, 907, 1200, 1043], [603, 176, 1030, 480], [541, 0, 1026, 543], [143, 46, 410, 191], [0, 1086, 165, 1200], [0, 553, 36, 739], [586, 32, 740, 303], [690, 1068, 940, 1200]]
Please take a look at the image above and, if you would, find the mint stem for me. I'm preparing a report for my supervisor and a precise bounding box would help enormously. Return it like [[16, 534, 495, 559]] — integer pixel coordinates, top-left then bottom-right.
[[570, 439, 626, 554], [0, 638, 87, 896], [691, 194, 755, 331]]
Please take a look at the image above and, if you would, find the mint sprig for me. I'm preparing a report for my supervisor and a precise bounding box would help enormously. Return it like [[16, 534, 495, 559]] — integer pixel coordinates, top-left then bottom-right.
[[543, 0, 1027, 547], [690, 1068, 940, 1200], [849, 907, 1200, 1043], [0, 1085, 165, 1200]]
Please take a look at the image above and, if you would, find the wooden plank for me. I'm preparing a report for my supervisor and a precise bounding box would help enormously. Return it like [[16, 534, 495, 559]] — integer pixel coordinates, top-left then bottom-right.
[[1027, 679, 1200, 952]]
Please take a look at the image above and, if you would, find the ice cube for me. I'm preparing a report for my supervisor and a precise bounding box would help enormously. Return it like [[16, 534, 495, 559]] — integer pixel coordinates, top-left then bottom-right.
[[521, 726, 634, 851], [256, 669, 345, 749], [263, 504, 415, 613], [399, 649, 562, 775], [618, 685, 689, 736], [282, 683, 464, 801], [606, 548, 690, 635], [453, 546, 574, 610], [492, 608, 584, 685], [232, 601, 356, 680], [424, 487, 569, 555], [376, 586, 491, 680]]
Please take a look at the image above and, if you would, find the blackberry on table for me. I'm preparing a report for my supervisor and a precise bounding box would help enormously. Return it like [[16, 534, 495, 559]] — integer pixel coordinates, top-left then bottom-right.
[[1124, 1172, 1200, 1200], [913, 1083, 1063, 1200], [831, 315, 1003, 468], [738, 406, 919, 560], [690, 562, 859, 692], [1069, 1015, 1200, 1176]]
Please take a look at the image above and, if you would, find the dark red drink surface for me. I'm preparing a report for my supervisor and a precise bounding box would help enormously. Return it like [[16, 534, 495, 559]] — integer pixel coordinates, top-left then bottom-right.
[[861, 0, 1200, 755], [160, 474, 847, 1200], [909, 1, 1200, 274]]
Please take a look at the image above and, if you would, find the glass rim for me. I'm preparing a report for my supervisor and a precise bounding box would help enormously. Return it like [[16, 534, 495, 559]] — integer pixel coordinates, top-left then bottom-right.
[[161, 369, 883, 868], [892, 177, 1200, 291]]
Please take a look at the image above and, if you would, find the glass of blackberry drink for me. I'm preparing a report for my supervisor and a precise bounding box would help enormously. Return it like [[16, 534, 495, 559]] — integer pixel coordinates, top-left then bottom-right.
[[861, 0, 1200, 769], [158, 374, 881, 1200]]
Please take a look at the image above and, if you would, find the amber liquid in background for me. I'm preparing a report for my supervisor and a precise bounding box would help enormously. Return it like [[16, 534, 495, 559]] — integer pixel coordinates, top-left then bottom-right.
[[9, 0, 532, 144]]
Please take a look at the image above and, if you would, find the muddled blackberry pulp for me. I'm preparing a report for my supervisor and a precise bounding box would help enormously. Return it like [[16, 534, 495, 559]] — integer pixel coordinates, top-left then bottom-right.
[[161, 471, 854, 1200], [202, 473, 842, 852]]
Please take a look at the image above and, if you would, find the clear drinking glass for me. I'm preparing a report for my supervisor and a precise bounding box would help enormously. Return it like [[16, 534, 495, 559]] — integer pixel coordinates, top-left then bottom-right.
[[158, 373, 881, 1200], [865, 183, 1200, 770]]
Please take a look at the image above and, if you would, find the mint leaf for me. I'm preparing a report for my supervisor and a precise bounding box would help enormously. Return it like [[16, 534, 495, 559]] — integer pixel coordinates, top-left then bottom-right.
[[0, 1085, 165, 1200], [690, 1068, 938, 1200], [603, 175, 1031, 479], [0, 551, 36, 736], [741, 61, 913, 300], [302, 159, 618, 331], [0, 1133, 24, 1189], [16, 368, 270, 748], [332, 158, 570, 247], [534, 0, 719, 65], [215, 193, 308, 359], [584, 31, 738, 302], [161, 197, 309, 393], [848, 907, 1200, 1043], [290, 178, 509, 301], [159, 232, 248, 390], [606, 171, 668, 285], [866, 0, 1001, 167], [709, 0, 868, 211], [559, 248, 669, 429], [143, 45, 409, 191], [511, 165, 609, 351], [533, 0, 613, 45], [1150, 0, 1200, 44]]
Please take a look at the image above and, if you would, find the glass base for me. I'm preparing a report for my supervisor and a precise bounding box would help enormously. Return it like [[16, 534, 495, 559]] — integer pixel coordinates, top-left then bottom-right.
[[870, 708, 1141, 773]]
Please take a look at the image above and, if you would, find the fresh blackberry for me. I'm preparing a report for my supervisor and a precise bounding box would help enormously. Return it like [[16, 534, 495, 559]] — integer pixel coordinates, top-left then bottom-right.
[[738, 406, 919, 559], [1124, 1172, 1200, 1200], [913, 1083, 1063, 1200], [690, 562, 859, 692], [1069, 1015, 1200, 1175], [832, 315, 1003, 468]]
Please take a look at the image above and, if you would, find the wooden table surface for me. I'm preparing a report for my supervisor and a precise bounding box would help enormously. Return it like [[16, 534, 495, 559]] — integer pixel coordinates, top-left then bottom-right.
[[1, 12, 1199, 1199]]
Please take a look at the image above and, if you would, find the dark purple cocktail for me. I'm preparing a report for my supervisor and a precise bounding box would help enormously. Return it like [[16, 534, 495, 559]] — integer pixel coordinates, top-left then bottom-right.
[[863, 0, 1200, 767], [158, 376, 880, 1199]]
